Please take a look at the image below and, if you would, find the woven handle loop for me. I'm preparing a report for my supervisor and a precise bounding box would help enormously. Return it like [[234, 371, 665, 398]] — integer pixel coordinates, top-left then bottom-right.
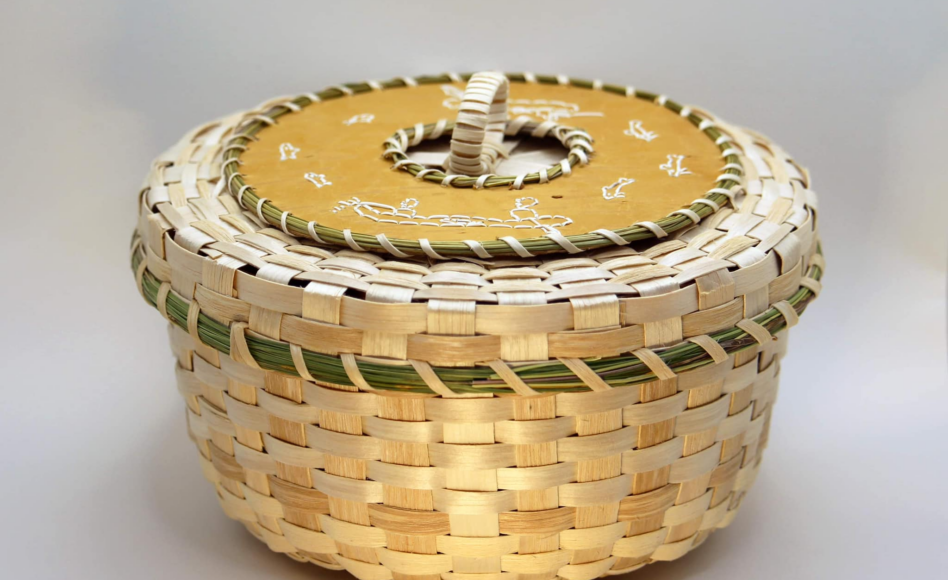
[[445, 72, 509, 176]]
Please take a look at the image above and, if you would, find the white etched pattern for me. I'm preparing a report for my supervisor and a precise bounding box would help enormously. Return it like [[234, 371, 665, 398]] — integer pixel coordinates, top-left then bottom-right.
[[660, 154, 692, 177], [304, 173, 332, 188], [279, 142, 300, 161], [332, 196, 573, 233], [343, 113, 375, 125], [601, 177, 635, 200], [624, 120, 658, 142]]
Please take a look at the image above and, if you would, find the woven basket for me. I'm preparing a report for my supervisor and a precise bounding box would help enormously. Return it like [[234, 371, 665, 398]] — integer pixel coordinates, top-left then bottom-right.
[[132, 72, 823, 578]]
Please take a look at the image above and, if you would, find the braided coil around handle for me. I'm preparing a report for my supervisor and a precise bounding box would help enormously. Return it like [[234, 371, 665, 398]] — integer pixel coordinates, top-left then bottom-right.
[[444, 71, 509, 176]]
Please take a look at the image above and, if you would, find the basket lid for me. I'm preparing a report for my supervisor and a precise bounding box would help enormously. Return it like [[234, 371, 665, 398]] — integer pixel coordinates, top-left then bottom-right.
[[225, 72, 741, 259]]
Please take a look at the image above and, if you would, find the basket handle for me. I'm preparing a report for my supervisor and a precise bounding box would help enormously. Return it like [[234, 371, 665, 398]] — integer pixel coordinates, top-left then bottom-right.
[[444, 72, 509, 176]]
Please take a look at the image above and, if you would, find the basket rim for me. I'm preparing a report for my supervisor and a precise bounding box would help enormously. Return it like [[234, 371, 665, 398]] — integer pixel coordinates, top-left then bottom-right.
[[132, 235, 823, 396], [221, 72, 743, 259]]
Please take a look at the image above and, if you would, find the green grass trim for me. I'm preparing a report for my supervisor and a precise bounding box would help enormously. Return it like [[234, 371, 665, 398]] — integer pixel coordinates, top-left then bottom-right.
[[384, 119, 588, 190], [131, 237, 822, 395]]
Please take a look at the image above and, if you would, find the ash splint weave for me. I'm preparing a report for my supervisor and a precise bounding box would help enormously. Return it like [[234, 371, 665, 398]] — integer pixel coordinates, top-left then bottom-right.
[[132, 72, 822, 578]]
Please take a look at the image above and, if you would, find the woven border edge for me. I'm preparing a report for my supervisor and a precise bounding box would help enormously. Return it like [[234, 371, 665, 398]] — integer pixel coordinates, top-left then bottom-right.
[[131, 233, 823, 396]]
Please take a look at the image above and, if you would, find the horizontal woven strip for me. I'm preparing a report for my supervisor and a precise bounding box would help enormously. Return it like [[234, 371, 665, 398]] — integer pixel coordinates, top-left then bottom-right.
[[132, 236, 823, 395], [222, 72, 742, 258]]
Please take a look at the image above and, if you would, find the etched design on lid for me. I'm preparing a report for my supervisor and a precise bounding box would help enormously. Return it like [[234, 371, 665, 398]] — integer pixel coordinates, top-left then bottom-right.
[[660, 154, 692, 177], [601, 177, 635, 200], [332, 195, 573, 233], [303, 172, 332, 188], [343, 113, 374, 125], [225, 72, 742, 257], [278, 142, 299, 161], [624, 120, 658, 142]]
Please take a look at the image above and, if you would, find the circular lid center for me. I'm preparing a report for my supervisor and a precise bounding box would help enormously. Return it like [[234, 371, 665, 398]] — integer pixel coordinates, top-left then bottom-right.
[[231, 74, 739, 256], [383, 116, 590, 192]]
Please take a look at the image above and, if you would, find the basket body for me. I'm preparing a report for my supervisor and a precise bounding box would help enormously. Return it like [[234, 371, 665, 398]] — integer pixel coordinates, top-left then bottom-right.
[[133, 74, 822, 578], [169, 324, 785, 576]]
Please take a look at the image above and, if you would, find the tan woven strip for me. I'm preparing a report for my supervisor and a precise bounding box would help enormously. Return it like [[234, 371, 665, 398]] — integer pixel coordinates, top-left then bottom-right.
[[341, 353, 377, 392], [810, 253, 826, 270], [499, 236, 535, 258], [430, 118, 448, 139], [635, 221, 668, 238], [135, 260, 148, 302], [687, 335, 729, 364], [229, 322, 262, 369], [419, 239, 448, 260], [446, 71, 508, 176], [463, 240, 492, 259], [557, 358, 612, 392], [376, 233, 411, 258], [410, 360, 456, 397], [671, 208, 701, 224], [156, 282, 171, 320], [343, 229, 366, 252], [691, 198, 720, 212], [708, 186, 739, 205], [306, 221, 327, 245], [736, 319, 773, 346], [800, 277, 823, 297], [632, 348, 677, 381], [546, 231, 583, 254], [771, 300, 800, 329], [487, 360, 539, 396], [186, 301, 202, 344], [290, 343, 316, 382], [594, 228, 630, 246], [254, 197, 269, 223]]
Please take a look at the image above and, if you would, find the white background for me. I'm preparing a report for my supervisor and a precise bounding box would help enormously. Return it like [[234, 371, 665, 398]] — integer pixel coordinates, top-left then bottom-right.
[[1, 1, 946, 578]]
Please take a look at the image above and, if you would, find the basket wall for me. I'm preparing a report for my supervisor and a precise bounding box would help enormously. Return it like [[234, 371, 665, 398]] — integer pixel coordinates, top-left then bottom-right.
[[170, 323, 785, 578], [133, 76, 822, 579]]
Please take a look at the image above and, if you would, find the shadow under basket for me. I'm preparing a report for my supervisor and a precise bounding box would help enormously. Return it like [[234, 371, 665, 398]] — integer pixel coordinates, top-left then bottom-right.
[[132, 72, 823, 579]]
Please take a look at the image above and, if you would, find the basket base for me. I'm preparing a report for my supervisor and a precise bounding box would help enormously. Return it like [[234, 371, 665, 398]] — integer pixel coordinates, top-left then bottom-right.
[[213, 471, 748, 578]]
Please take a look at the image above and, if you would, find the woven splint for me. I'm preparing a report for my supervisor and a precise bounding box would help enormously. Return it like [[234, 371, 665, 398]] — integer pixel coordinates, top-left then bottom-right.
[[132, 72, 823, 578]]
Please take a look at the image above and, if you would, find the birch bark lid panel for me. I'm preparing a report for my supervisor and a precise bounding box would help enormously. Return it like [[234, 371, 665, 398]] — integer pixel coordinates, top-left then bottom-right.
[[228, 73, 740, 257], [133, 71, 823, 577]]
